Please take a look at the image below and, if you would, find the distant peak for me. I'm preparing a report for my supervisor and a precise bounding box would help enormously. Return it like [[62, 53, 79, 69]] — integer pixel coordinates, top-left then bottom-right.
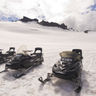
[[20, 16, 38, 22]]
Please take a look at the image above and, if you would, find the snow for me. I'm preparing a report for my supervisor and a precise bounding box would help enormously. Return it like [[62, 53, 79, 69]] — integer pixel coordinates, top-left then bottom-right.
[[0, 22, 96, 96]]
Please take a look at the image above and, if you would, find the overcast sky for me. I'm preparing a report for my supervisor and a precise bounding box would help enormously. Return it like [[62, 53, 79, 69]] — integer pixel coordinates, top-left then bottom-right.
[[94, 0, 96, 4], [0, 0, 96, 31], [0, 0, 94, 18]]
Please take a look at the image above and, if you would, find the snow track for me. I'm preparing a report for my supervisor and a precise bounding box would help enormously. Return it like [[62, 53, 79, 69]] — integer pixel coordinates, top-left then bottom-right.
[[0, 22, 96, 96]]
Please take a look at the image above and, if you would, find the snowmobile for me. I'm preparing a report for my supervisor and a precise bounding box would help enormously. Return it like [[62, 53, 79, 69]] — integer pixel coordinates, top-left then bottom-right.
[[0, 47, 16, 64], [38, 49, 83, 93], [0, 49, 5, 64], [0, 47, 44, 78]]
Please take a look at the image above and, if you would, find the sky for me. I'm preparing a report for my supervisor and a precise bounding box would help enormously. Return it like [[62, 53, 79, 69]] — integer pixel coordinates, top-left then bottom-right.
[[0, 0, 96, 31]]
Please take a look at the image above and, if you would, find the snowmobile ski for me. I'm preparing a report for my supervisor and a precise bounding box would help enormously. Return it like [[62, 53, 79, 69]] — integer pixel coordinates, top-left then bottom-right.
[[38, 73, 53, 84]]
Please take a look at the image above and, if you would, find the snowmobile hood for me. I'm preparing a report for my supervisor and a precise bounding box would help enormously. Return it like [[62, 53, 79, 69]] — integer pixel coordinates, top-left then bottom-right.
[[60, 51, 77, 57], [60, 51, 81, 61]]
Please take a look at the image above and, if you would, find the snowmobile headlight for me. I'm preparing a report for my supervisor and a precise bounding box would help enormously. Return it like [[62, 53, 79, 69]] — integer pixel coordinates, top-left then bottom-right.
[[61, 58, 73, 63]]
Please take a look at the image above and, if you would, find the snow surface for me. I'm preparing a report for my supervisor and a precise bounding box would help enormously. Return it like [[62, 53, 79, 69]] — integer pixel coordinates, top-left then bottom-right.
[[0, 22, 96, 96]]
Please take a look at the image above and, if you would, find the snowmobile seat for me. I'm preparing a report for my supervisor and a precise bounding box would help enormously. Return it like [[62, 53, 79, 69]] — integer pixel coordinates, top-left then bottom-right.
[[31, 47, 42, 57], [6, 47, 16, 55], [72, 49, 83, 59], [8, 47, 15, 52], [9, 47, 15, 50], [34, 47, 42, 53]]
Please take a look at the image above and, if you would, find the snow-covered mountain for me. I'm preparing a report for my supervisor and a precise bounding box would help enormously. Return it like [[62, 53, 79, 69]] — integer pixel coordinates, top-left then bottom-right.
[[20, 16, 68, 30], [0, 0, 96, 31]]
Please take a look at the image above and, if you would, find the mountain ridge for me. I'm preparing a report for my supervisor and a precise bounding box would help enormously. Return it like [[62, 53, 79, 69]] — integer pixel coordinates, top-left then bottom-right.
[[20, 16, 68, 30]]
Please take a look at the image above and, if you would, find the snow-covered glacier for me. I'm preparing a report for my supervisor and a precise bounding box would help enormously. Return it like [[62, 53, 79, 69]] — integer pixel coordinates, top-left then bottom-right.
[[0, 21, 96, 96]]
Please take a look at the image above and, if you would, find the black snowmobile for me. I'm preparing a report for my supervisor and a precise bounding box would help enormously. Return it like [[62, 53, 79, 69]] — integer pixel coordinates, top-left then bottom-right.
[[0, 47, 16, 64], [0, 47, 44, 78], [38, 49, 83, 93]]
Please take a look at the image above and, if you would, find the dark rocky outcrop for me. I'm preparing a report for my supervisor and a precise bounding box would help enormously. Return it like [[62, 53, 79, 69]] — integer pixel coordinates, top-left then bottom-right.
[[39, 20, 67, 29], [20, 16, 38, 23], [84, 30, 89, 33], [84, 30, 93, 33], [60, 23, 67, 29], [20, 16, 67, 30]]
